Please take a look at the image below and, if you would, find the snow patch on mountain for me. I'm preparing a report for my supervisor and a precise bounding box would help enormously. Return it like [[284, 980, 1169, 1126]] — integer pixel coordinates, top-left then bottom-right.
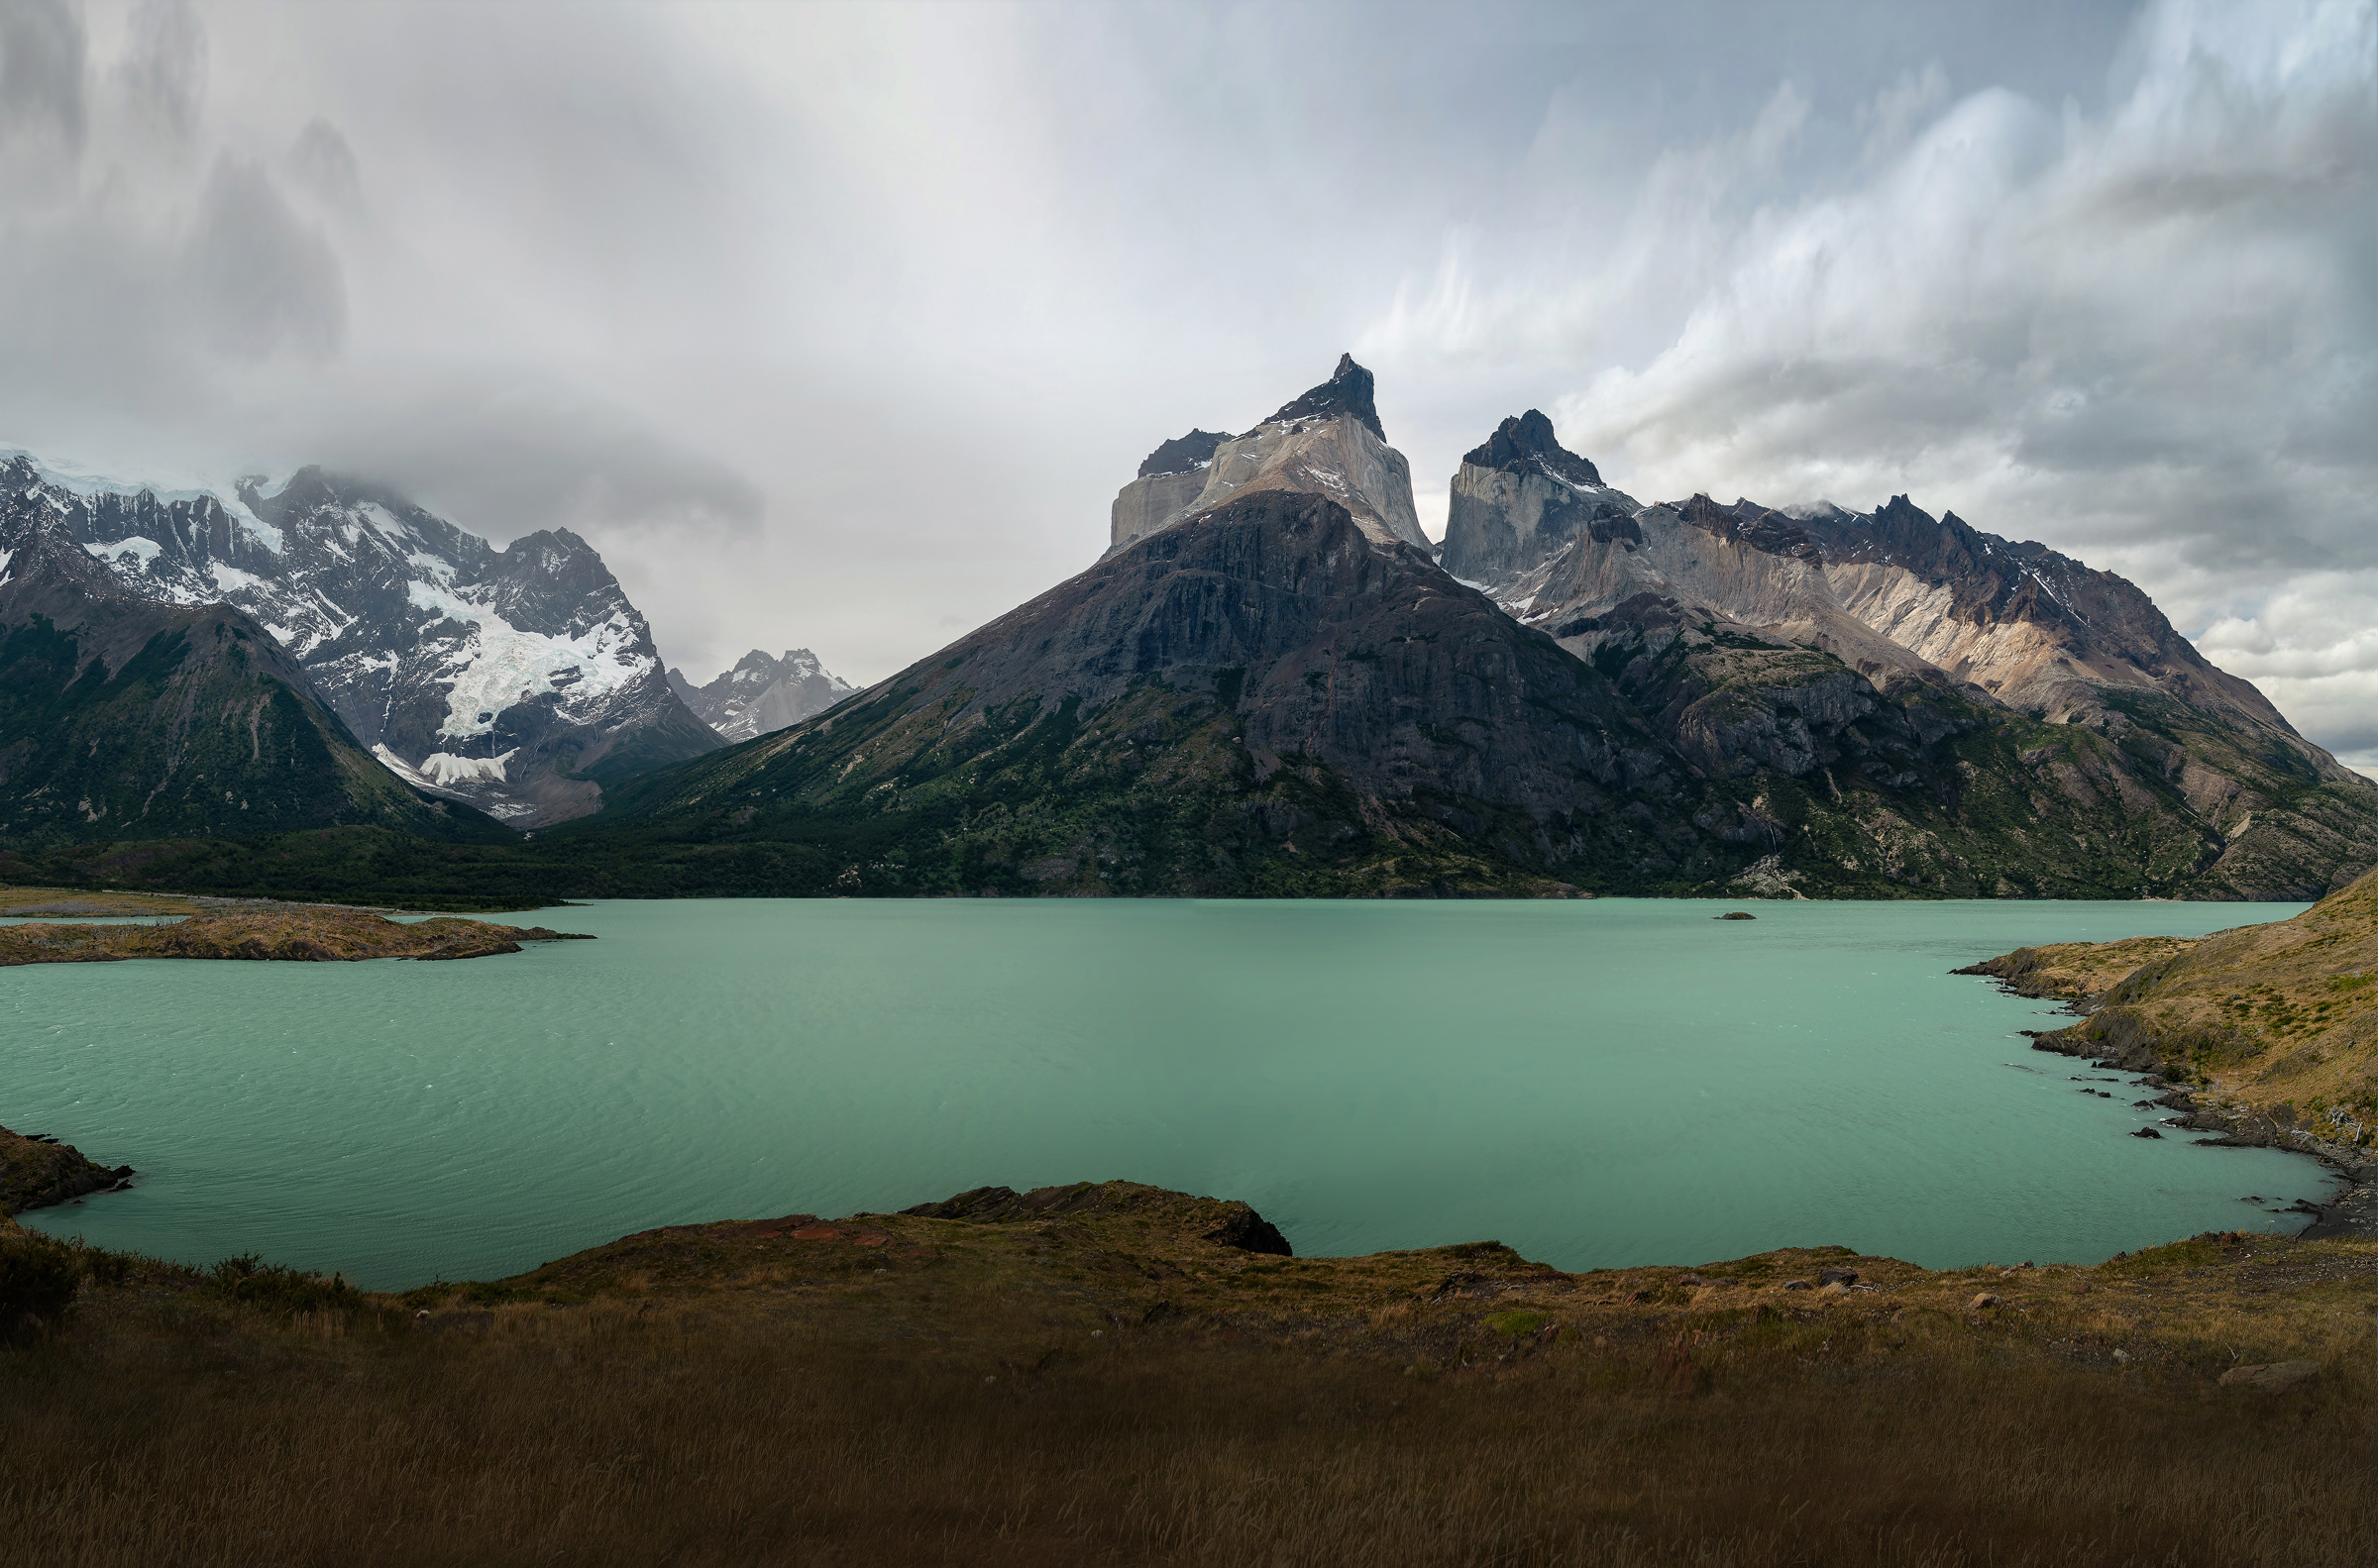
[[430, 605, 650, 741], [86, 536, 162, 570]]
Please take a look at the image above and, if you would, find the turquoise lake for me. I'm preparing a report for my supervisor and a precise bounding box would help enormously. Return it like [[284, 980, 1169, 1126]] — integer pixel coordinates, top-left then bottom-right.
[[5, 898, 2335, 1289]]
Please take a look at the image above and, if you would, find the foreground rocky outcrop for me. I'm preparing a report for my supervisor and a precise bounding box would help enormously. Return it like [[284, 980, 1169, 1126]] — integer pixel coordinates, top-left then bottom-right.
[[0, 907, 591, 967], [0, 1125, 133, 1214], [903, 1182, 1294, 1255], [1962, 865, 2378, 1231]]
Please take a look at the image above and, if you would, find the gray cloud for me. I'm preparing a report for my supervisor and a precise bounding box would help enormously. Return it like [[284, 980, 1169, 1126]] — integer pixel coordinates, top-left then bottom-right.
[[306, 385, 765, 544], [284, 116, 359, 217], [1, 0, 2367, 753], [1361, 0, 2374, 766], [0, 0, 85, 184], [116, 0, 201, 140], [183, 154, 343, 358]]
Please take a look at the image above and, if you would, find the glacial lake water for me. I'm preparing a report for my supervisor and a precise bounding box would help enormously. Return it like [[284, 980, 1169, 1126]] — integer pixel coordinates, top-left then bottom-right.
[[5, 898, 2335, 1290]]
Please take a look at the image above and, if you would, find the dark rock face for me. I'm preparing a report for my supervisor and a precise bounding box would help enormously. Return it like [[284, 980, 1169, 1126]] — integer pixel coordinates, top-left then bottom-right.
[[901, 1181, 1291, 1253], [1136, 430, 1231, 479], [2, 1125, 136, 1214], [1675, 493, 1823, 564], [1255, 352, 1385, 441], [0, 456, 719, 828], [1202, 1208, 1293, 1255], [589, 487, 1745, 895], [1441, 412, 1623, 584], [1464, 469, 2378, 897], [1461, 410, 1603, 489], [669, 649, 854, 743]]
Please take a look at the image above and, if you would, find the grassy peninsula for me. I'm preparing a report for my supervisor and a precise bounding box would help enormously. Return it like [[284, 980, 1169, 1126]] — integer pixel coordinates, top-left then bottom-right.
[[1965, 865, 2378, 1189], [0, 902, 590, 968], [3, 1181, 2373, 1566]]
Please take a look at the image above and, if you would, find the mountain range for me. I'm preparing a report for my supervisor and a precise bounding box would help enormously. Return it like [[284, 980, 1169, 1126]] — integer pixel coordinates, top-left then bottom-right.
[[3, 358, 2372, 903], [668, 650, 854, 743], [1, 456, 848, 843]]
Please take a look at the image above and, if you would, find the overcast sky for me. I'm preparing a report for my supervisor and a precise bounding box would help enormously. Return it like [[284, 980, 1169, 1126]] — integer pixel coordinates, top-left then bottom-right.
[[2, 0, 2371, 771]]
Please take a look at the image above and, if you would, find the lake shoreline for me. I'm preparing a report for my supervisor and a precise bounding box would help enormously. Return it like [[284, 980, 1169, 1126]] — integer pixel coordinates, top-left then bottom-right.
[[1962, 967, 2378, 1242]]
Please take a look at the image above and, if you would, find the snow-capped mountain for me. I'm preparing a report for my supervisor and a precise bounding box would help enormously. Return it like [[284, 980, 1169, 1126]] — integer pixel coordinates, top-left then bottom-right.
[[668, 648, 854, 742], [0, 453, 718, 827]]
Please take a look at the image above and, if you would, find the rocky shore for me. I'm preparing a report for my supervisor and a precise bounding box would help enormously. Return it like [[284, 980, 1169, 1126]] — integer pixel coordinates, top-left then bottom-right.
[[1, 1124, 134, 1214]]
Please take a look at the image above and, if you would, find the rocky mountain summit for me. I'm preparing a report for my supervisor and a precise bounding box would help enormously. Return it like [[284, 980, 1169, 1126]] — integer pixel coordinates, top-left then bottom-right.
[[592, 481, 1728, 895], [669, 649, 855, 742], [0, 470, 506, 847], [1107, 354, 1429, 558], [1441, 410, 1622, 584], [0, 455, 718, 827], [1438, 417, 2378, 899]]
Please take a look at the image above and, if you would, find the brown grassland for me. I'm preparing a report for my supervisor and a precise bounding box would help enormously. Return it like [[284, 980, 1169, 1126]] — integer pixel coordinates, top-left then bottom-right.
[[4, 1182, 2374, 1567]]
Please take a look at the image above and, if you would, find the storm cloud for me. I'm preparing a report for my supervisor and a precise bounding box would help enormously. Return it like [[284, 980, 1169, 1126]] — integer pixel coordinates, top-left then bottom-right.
[[0, 0, 2367, 774]]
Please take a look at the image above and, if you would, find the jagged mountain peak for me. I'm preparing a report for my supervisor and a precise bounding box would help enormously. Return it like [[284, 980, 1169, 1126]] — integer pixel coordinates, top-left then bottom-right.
[[1107, 356, 1426, 558], [1253, 352, 1384, 441], [1461, 410, 1603, 490], [671, 644, 854, 743]]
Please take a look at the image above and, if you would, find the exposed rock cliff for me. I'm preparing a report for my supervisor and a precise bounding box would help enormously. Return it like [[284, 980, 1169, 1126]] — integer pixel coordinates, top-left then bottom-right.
[[559, 371, 2374, 902], [669, 649, 855, 742], [1441, 410, 1627, 584], [1107, 355, 1428, 557], [0, 455, 719, 828]]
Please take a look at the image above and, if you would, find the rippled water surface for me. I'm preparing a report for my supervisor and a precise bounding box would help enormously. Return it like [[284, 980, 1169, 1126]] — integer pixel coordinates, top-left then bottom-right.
[[7, 897, 2332, 1288]]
